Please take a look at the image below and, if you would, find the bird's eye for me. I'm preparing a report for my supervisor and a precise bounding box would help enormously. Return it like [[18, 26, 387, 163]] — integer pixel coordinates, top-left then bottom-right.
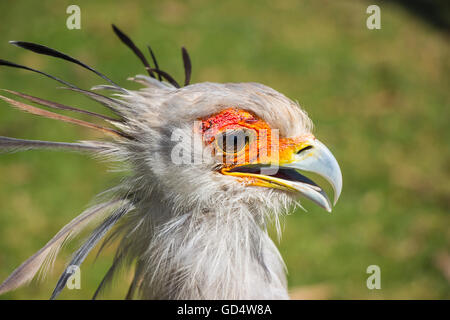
[[215, 129, 254, 154]]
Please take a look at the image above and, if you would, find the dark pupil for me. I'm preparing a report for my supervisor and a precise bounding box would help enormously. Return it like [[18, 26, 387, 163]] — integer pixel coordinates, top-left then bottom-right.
[[221, 131, 249, 153]]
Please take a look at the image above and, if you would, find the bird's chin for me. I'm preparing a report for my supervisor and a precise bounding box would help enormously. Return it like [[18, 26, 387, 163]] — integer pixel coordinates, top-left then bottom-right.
[[221, 165, 333, 212]]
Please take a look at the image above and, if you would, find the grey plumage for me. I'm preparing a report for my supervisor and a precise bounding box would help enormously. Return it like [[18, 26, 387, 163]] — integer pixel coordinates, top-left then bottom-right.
[[0, 25, 342, 299], [60, 87, 128, 117], [0, 94, 126, 138], [0, 136, 102, 153], [50, 201, 134, 299], [0, 57, 128, 117], [112, 24, 155, 79]]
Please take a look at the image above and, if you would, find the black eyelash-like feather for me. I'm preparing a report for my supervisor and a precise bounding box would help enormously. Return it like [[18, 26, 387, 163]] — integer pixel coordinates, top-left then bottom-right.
[[0, 24, 200, 299], [147, 46, 162, 81], [182, 47, 192, 86], [112, 24, 155, 78], [50, 202, 133, 300], [149, 68, 181, 88], [111, 24, 192, 87], [0, 58, 76, 89], [0, 94, 128, 138], [9, 41, 123, 90]]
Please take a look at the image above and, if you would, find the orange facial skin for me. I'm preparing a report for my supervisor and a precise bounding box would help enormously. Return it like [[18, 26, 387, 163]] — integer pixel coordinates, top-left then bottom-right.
[[201, 108, 314, 173]]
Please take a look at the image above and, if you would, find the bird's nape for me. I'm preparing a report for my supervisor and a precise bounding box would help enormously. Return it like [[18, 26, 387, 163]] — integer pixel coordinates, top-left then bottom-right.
[[0, 24, 342, 299]]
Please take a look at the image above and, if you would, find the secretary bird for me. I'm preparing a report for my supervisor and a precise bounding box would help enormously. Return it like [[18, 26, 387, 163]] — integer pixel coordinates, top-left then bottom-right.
[[0, 25, 342, 299]]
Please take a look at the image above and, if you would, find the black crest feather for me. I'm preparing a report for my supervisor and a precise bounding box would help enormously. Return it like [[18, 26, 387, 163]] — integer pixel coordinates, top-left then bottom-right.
[[1, 89, 118, 122], [147, 46, 162, 81], [0, 58, 76, 89], [182, 47, 192, 86], [9, 41, 123, 90], [112, 24, 155, 78]]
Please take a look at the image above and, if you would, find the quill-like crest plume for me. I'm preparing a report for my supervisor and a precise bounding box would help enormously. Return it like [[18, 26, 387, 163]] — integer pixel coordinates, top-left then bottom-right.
[[0, 24, 193, 298]]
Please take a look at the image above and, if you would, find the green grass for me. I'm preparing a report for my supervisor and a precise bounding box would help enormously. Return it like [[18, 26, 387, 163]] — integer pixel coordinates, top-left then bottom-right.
[[0, 0, 448, 299]]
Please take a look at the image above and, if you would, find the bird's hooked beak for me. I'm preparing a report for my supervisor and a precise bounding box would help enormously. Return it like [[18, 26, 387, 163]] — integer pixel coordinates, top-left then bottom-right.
[[281, 138, 342, 211], [221, 136, 342, 212]]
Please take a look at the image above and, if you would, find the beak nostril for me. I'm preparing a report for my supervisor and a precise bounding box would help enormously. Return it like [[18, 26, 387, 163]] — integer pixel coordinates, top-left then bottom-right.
[[296, 145, 313, 154]]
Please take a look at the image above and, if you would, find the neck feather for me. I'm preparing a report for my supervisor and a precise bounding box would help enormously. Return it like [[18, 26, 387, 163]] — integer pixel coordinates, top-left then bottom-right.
[[123, 198, 289, 299]]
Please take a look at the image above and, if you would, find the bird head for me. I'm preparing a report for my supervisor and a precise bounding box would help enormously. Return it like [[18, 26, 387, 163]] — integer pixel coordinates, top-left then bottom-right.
[[126, 81, 342, 215], [0, 25, 341, 217]]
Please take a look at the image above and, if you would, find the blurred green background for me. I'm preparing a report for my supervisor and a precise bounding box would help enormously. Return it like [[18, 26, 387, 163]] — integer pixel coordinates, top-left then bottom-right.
[[0, 0, 448, 299]]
